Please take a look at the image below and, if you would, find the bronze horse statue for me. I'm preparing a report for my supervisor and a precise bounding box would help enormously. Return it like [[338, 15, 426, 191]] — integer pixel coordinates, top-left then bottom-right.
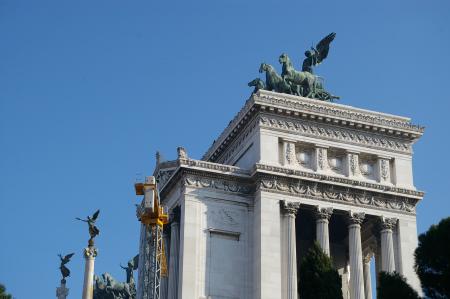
[[259, 63, 292, 94], [279, 53, 316, 97]]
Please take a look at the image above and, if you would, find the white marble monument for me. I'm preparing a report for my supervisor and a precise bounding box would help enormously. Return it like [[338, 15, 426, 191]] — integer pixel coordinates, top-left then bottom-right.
[[137, 90, 424, 299]]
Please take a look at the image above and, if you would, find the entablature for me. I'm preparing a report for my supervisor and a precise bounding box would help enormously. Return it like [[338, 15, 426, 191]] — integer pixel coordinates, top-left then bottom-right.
[[202, 90, 424, 163], [156, 158, 423, 215]]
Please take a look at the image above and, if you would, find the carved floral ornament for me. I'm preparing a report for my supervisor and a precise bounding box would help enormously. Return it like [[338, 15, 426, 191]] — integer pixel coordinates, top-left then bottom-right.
[[348, 212, 366, 225], [280, 200, 301, 215], [84, 246, 98, 258], [380, 217, 398, 230], [316, 207, 334, 220]]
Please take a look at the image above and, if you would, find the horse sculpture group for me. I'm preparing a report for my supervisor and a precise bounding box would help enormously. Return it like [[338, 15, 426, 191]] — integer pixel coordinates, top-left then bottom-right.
[[248, 33, 339, 102], [93, 255, 138, 299]]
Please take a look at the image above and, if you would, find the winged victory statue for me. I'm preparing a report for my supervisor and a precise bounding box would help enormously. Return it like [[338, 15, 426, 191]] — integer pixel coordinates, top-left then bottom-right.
[[76, 209, 100, 246], [58, 252, 75, 283]]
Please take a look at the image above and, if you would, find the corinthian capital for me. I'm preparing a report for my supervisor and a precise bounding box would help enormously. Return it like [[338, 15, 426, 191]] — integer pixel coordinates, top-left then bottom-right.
[[348, 211, 365, 225], [315, 207, 333, 220], [280, 200, 300, 215], [84, 246, 98, 258], [380, 217, 397, 230]]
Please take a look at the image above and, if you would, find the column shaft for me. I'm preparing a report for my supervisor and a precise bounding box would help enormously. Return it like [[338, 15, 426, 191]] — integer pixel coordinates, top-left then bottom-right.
[[286, 213, 298, 299], [348, 212, 365, 299], [82, 247, 97, 299], [380, 230, 395, 272], [167, 221, 180, 299], [363, 256, 372, 299], [280, 200, 299, 299], [315, 207, 333, 256], [380, 217, 397, 273]]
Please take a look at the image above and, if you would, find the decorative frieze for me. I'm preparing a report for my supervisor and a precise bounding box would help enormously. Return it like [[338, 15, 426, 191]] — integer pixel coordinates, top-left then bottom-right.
[[184, 175, 253, 195], [259, 115, 412, 154], [253, 163, 423, 198], [258, 176, 417, 213]]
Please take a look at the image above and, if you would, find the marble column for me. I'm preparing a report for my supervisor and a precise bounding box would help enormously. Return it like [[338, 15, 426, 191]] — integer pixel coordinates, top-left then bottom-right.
[[56, 280, 69, 299], [280, 200, 300, 299], [363, 253, 373, 299], [380, 217, 397, 273], [315, 207, 333, 256], [82, 246, 98, 299], [167, 208, 180, 299], [348, 212, 365, 299]]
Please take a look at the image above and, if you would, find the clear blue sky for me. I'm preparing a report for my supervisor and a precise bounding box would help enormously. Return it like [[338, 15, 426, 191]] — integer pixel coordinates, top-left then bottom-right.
[[1, 1, 449, 298]]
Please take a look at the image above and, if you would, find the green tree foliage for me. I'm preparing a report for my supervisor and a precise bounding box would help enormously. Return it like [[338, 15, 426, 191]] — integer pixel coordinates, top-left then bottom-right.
[[415, 217, 450, 299], [377, 271, 420, 299], [298, 242, 343, 299], [0, 283, 12, 299]]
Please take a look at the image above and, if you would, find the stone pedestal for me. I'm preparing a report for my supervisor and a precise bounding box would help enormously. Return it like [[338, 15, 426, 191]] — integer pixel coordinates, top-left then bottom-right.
[[82, 246, 98, 299], [348, 212, 365, 299], [56, 280, 69, 299]]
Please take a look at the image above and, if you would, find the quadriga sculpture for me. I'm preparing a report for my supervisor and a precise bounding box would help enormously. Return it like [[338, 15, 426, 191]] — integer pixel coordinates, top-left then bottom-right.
[[250, 33, 339, 102]]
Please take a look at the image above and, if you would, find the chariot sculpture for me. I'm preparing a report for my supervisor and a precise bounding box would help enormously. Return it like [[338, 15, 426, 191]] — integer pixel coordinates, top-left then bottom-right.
[[249, 32, 339, 101]]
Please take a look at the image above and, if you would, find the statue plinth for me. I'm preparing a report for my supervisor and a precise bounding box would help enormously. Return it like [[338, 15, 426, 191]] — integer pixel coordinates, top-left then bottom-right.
[[56, 281, 69, 299], [82, 245, 98, 299]]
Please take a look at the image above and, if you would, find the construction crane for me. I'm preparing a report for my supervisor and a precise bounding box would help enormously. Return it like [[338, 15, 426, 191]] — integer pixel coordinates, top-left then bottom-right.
[[135, 176, 169, 299]]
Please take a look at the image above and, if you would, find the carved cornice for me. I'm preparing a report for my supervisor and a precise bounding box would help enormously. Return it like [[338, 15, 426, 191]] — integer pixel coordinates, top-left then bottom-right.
[[259, 115, 412, 154], [256, 90, 424, 134], [254, 163, 423, 199], [179, 158, 251, 176], [348, 212, 366, 225], [257, 175, 417, 214], [280, 200, 301, 215]]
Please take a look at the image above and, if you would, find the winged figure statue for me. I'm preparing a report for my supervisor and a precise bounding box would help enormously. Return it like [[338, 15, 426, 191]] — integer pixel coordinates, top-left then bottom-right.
[[58, 252, 75, 282], [302, 32, 336, 74], [120, 255, 139, 285], [76, 209, 100, 245]]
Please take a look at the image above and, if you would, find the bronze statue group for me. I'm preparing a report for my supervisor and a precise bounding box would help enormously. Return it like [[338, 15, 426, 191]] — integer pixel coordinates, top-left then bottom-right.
[[249, 32, 339, 102]]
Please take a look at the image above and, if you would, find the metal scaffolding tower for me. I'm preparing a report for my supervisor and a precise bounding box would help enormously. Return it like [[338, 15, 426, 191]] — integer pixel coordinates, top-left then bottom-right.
[[135, 176, 168, 299]]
